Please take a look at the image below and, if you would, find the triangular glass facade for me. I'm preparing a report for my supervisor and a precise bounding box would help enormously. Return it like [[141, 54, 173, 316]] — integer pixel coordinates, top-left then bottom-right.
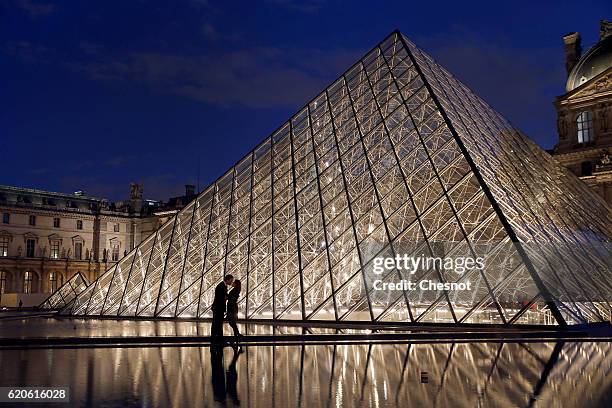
[[61, 31, 611, 325], [40, 272, 88, 310]]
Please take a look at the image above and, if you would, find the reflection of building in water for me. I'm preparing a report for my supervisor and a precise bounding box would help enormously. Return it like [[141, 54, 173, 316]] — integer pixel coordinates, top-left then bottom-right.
[[61, 31, 611, 326], [0, 339, 608, 407], [553, 20, 612, 206]]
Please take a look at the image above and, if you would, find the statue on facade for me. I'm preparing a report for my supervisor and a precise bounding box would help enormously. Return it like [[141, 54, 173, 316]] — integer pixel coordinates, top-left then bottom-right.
[[557, 110, 569, 140]]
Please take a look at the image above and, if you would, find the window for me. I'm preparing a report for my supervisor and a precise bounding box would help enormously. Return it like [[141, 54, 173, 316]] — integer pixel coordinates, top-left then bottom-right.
[[111, 243, 120, 261], [26, 239, 35, 258], [49, 272, 58, 292], [53, 217, 60, 228], [2, 213, 9, 224], [74, 242, 82, 260], [577, 111, 594, 144], [50, 241, 60, 259], [29, 215, 36, 226], [0, 271, 6, 294], [113, 223, 120, 233], [0, 237, 8, 257], [23, 271, 33, 294], [76, 220, 83, 230]]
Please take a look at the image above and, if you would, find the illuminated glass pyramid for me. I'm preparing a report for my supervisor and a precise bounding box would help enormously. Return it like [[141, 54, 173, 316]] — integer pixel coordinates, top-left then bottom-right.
[[62, 31, 611, 325], [40, 272, 88, 310]]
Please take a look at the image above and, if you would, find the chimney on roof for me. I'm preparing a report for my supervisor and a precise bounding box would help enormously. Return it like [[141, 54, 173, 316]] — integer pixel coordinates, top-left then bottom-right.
[[129, 183, 144, 214], [130, 183, 143, 200], [563, 32, 582, 76], [185, 184, 195, 197], [601, 20, 612, 40]]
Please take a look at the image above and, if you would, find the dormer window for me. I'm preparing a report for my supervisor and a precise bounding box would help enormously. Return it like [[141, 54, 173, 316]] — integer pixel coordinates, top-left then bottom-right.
[[576, 111, 594, 144]]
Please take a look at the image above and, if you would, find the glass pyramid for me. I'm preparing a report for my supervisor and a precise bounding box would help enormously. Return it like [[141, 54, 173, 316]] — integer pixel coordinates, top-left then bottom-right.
[[40, 272, 88, 310], [61, 31, 611, 325]]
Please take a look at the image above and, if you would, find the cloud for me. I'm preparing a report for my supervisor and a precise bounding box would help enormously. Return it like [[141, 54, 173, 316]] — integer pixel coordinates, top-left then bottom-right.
[[413, 26, 565, 145], [2, 40, 52, 62], [11, 0, 56, 18], [198, 20, 241, 43], [104, 156, 130, 167], [265, 0, 324, 13], [65, 45, 362, 109], [135, 173, 186, 201], [28, 167, 49, 175], [57, 172, 183, 201]]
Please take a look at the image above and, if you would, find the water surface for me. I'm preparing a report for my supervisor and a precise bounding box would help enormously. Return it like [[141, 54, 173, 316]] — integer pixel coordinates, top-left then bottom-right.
[[0, 340, 609, 407]]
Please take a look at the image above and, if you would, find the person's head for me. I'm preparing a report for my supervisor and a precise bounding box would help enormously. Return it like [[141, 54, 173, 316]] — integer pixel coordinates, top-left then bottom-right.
[[223, 274, 234, 286], [232, 279, 241, 291]]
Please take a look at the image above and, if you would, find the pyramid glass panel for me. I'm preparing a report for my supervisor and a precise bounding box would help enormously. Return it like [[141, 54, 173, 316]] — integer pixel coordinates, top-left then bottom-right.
[[39, 272, 88, 310], [61, 31, 611, 326]]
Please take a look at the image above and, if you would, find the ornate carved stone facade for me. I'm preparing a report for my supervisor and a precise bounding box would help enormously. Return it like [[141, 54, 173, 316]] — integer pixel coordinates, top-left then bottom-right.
[[553, 20, 612, 207], [0, 184, 193, 307]]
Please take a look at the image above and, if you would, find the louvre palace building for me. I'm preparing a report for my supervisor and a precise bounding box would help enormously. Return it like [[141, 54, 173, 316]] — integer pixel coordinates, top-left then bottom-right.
[[553, 20, 612, 206], [0, 184, 194, 307]]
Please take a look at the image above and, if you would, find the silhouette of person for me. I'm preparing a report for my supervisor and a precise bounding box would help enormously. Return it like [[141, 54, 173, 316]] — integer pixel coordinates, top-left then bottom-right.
[[226, 345, 244, 405], [226, 279, 242, 337], [210, 344, 226, 403], [211, 274, 233, 337]]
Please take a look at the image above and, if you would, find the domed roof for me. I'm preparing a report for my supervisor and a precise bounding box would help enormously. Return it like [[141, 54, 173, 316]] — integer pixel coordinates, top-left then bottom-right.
[[566, 35, 612, 92]]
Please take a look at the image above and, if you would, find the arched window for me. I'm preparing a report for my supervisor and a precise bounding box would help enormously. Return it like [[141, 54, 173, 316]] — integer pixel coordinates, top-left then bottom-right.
[[49, 272, 58, 292], [576, 111, 594, 144], [24, 271, 33, 294]]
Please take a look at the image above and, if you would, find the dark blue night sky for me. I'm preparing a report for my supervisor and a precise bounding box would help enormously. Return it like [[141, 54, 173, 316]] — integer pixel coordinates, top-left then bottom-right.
[[2, 0, 610, 201]]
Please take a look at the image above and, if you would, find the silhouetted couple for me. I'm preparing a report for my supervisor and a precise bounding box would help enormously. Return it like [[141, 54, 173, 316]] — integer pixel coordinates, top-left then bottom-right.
[[211, 274, 242, 338]]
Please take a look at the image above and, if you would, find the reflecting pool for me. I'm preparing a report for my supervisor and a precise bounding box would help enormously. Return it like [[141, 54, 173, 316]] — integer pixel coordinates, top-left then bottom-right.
[[0, 340, 610, 407]]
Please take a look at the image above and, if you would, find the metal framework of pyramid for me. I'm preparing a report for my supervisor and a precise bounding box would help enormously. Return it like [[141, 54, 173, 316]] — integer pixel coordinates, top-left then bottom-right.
[[40, 272, 88, 310], [62, 31, 611, 326]]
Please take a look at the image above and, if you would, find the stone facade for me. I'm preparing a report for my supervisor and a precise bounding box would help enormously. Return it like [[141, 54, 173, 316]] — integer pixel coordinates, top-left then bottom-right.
[[553, 21, 612, 207], [0, 184, 193, 307]]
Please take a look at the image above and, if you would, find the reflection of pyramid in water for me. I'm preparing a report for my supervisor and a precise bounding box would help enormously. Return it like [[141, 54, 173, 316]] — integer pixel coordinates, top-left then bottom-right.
[[40, 272, 88, 310], [62, 31, 611, 325]]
